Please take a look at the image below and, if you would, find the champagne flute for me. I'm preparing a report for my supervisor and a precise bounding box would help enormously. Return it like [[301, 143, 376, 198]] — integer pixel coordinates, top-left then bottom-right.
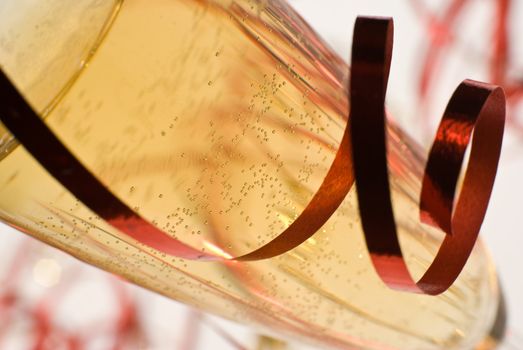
[[0, 0, 505, 348]]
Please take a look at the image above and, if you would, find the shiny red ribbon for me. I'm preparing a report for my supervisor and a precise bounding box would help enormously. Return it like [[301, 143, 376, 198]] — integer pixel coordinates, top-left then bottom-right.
[[0, 16, 505, 295], [350, 17, 505, 294]]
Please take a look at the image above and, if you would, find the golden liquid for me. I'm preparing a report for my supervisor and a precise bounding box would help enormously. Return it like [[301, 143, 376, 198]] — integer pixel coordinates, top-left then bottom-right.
[[0, 0, 501, 348]]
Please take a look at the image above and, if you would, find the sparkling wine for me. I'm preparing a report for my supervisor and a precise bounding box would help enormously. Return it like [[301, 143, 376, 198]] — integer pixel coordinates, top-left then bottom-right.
[[0, 0, 502, 348]]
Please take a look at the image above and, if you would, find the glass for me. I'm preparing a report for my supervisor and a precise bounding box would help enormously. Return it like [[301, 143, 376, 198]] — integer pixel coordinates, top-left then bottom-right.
[[0, 0, 504, 348]]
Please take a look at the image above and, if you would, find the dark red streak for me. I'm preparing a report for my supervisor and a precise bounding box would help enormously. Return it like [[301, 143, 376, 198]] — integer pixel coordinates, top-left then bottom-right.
[[0, 63, 356, 262], [0, 71, 211, 260]]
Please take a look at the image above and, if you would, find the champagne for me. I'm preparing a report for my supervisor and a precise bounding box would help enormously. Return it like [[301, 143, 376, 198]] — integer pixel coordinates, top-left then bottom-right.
[[0, 0, 501, 348]]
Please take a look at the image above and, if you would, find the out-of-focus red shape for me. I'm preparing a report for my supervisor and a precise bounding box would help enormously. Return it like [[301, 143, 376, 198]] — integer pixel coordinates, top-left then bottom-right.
[[0, 242, 147, 349], [411, 0, 523, 136]]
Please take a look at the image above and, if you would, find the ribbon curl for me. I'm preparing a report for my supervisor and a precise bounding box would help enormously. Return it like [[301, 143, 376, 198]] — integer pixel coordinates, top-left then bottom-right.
[[0, 16, 505, 295], [350, 17, 505, 294]]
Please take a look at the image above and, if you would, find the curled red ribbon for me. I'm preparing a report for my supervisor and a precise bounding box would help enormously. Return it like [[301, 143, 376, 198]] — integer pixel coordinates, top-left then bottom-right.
[[0, 16, 505, 295], [350, 17, 505, 294]]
